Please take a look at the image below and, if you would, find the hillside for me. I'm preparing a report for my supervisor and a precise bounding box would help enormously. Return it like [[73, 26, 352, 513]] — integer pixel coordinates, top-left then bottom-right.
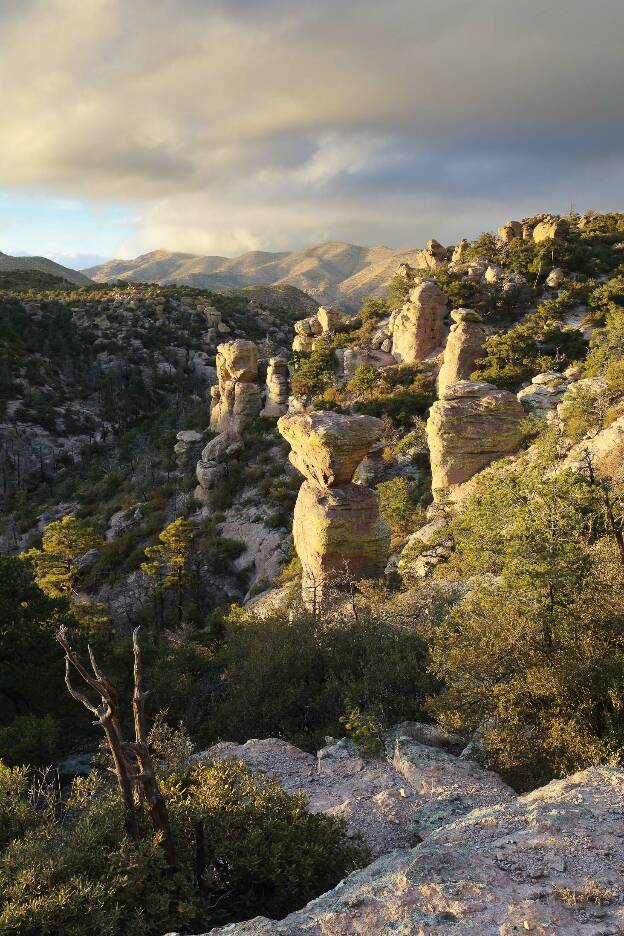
[[0, 250, 92, 286], [84, 241, 428, 310], [4, 209, 624, 935]]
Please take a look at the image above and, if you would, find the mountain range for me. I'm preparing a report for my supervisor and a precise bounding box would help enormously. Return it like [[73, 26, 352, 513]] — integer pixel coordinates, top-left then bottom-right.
[[83, 241, 428, 310], [0, 251, 92, 286]]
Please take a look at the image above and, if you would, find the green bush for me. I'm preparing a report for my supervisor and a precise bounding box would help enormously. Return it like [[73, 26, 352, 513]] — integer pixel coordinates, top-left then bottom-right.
[[0, 759, 367, 935], [291, 343, 336, 397]]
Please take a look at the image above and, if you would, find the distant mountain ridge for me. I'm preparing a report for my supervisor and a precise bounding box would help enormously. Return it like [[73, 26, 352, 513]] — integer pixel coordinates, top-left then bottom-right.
[[0, 251, 92, 286], [83, 241, 428, 310]]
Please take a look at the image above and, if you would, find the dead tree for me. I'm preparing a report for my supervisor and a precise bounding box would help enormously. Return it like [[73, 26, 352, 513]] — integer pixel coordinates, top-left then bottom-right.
[[56, 626, 177, 868]]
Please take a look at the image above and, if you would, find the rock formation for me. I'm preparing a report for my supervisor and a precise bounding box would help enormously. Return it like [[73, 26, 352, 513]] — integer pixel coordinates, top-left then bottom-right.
[[197, 723, 513, 859], [173, 429, 204, 469], [517, 371, 570, 419], [261, 357, 290, 417], [532, 216, 570, 243], [498, 219, 523, 241], [450, 238, 470, 264], [203, 762, 624, 936], [292, 314, 323, 353], [210, 340, 261, 432], [277, 412, 390, 606], [437, 309, 486, 396], [426, 381, 524, 500], [316, 305, 341, 334], [415, 238, 447, 271], [391, 280, 448, 365], [195, 430, 243, 497]]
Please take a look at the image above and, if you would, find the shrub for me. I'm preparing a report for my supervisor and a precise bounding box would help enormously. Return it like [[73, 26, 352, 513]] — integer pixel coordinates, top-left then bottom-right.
[[0, 759, 367, 935], [377, 477, 424, 547], [291, 343, 336, 397]]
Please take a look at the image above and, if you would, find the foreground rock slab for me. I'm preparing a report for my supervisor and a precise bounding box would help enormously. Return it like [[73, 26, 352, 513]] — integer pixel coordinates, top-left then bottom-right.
[[193, 766, 624, 936], [195, 726, 513, 859]]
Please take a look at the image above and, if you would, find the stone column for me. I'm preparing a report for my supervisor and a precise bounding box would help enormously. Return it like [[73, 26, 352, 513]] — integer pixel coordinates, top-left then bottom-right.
[[210, 340, 261, 433], [391, 280, 448, 365], [261, 357, 290, 417], [277, 412, 390, 608], [437, 309, 486, 397]]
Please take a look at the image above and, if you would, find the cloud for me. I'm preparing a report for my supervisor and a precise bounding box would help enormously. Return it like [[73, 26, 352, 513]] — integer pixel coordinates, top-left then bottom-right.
[[1, 0, 623, 254]]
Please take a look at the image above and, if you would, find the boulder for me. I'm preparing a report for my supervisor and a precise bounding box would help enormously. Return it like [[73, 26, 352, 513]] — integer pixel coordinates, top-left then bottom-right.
[[546, 266, 566, 288], [261, 357, 290, 418], [277, 412, 384, 487], [533, 216, 570, 243], [391, 280, 448, 364], [426, 381, 524, 499], [498, 219, 523, 242], [395, 261, 417, 279], [437, 309, 486, 396], [317, 305, 341, 334]]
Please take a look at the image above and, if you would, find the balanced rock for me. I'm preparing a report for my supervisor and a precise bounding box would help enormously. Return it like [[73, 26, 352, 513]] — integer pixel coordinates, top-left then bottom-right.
[[261, 357, 290, 417], [277, 411, 384, 487], [498, 219, 523, 241], [277, 412, 389, 606], [426, 381, 524, 499], [317, 305, 341, 334], [210, 340, 261, 433], [532, 216, 570, 243], [391, 280, 448, 364], [437, 309, 486, 396], [293, 481, 391, 606]]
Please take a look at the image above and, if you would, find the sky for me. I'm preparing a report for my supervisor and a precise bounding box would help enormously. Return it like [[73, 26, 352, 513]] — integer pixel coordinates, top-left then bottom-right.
[[1, 0, 623, 267]]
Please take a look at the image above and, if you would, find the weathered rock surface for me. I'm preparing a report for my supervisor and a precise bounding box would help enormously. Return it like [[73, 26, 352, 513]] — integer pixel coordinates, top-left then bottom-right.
[[391, 280, 448, 364], [437, 309, 486, 396], [261, 357, 290, 417], [200, 766, 624, 936], [195, 725, 512, 859], [533, 216, 570, 243], [517, 372, 570, 419], [195, 431, 243, 493], [277, 412, 384, 488], [278, 412, 389, 605], [316, 305, 341, 334], [450, 238, 470, 264], [293, 480, 390, 604], [546, 266, 566, 288], [427, 381, 524, 499], [562, 413, 624, 484], [210, 340, 261, 432], [498, 219, 524, 241], [415, 238, 447, 271]]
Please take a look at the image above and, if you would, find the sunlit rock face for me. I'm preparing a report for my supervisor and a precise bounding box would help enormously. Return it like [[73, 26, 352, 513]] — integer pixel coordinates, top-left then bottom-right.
[[437, 309, 486, 397], [261, 357, 290, 418], [391, 280, 448, 365], [210, 340, 261, 433], [277, 411, 390, 607], [426, 380, 524, 500]]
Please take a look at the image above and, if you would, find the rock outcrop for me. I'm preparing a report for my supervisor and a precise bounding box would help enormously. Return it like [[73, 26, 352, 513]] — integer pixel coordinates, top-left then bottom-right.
[[532, 216, 570, 243], [450, 238, 470, 264], [517, 371, 570, 419], [437, 309, 486, 396], [196, 724, 513, 859], [415, 238, 447, 271], [210, 340, 261, 433], [195, 430, 243, 496], [201, 765, 624, 936], [173, 429, 204, 468], [498, 219, 523, 241], [277, 412, 390, 606], [391, 280, 448, 365], [426, 381, 524, 500], [261, 357, 290, 417], [292, 314, 323, 353]]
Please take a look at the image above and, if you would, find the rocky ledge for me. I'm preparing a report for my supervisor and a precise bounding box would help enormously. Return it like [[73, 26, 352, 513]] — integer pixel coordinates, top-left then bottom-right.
[[173, 728, 624, 936]]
